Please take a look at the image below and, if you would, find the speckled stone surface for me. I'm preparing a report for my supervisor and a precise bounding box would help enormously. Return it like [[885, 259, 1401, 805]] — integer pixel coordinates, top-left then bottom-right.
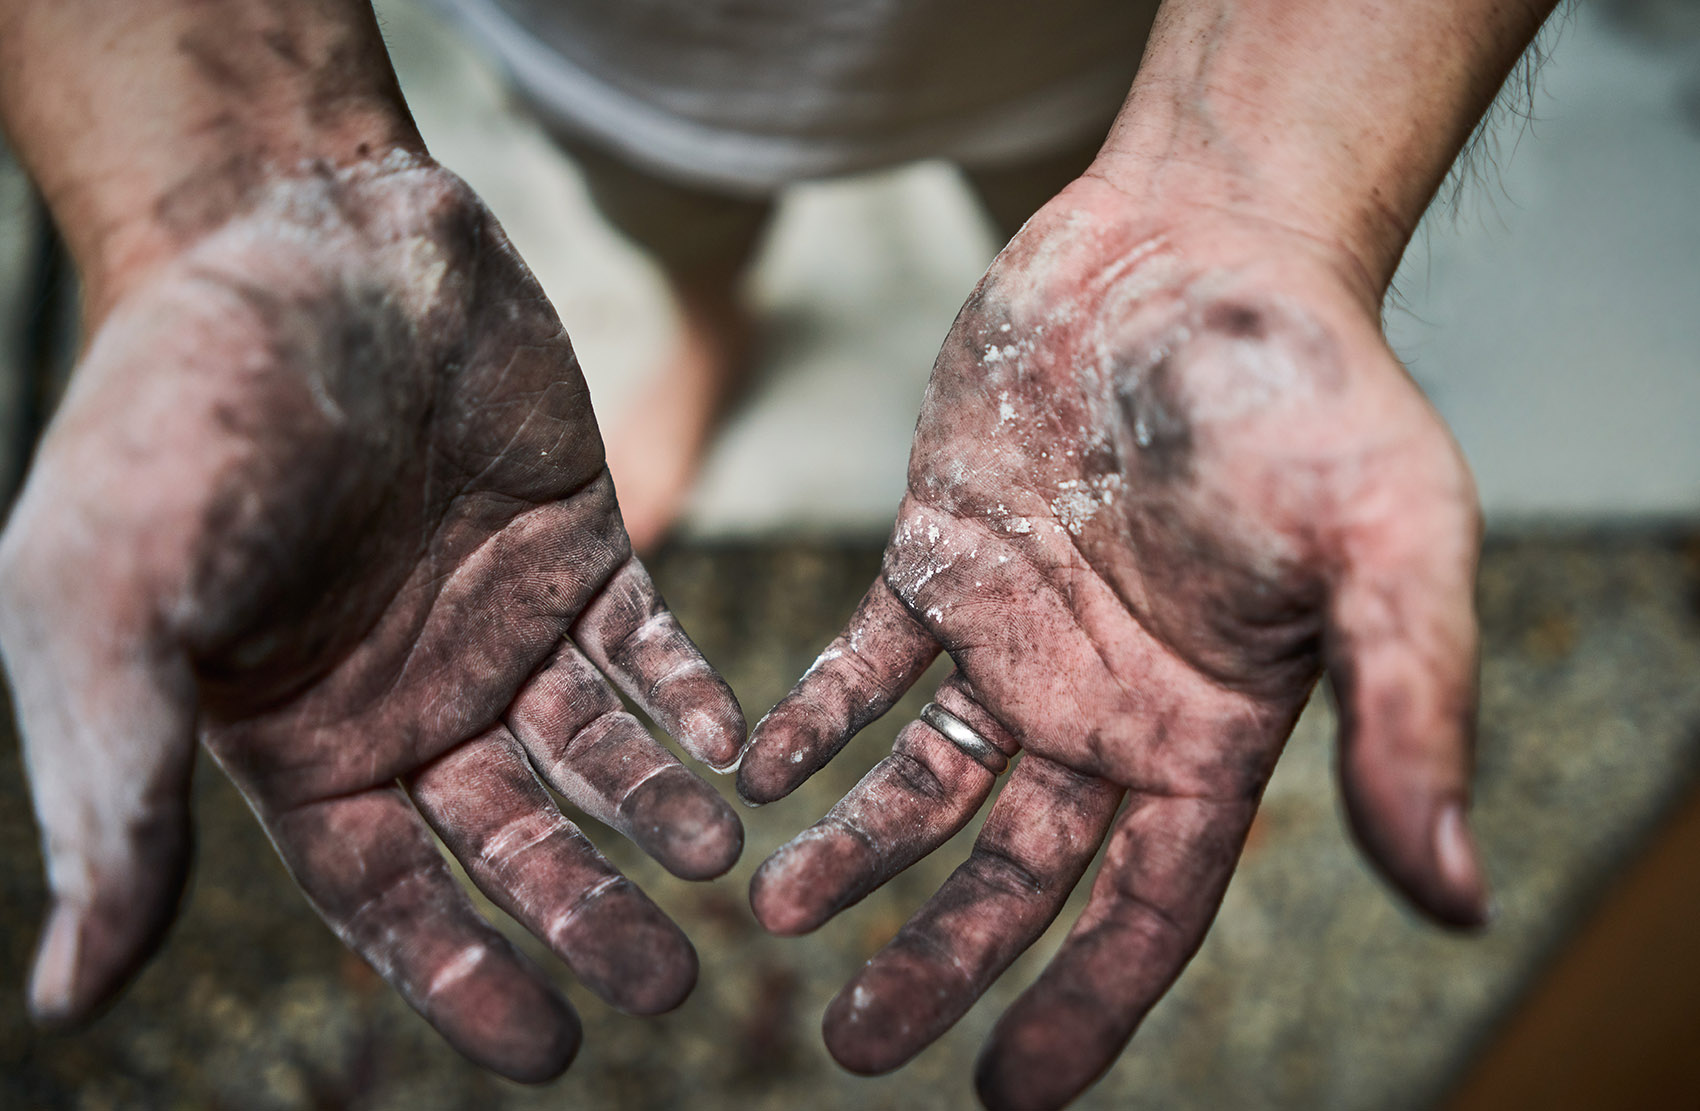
[[3, 532, 1698, 1111]]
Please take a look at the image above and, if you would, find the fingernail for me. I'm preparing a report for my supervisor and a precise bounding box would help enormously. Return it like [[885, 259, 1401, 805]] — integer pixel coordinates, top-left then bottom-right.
[[1433, 803, 1489, 922], [28, 903, 81, 1022]]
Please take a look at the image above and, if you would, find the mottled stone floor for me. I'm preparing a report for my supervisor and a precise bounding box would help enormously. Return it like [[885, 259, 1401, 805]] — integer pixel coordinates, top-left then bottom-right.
[[3, 533, 1698, 1111]]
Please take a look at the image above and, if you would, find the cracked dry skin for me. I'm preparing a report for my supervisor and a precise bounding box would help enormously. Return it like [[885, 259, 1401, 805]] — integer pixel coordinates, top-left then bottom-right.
[[0, 154, 747, 1082], [740, 175, 1489, 1110]]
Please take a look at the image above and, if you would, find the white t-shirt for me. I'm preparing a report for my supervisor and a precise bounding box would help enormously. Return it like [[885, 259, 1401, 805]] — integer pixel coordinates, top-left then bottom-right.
[[430, 0, 1157, 194]]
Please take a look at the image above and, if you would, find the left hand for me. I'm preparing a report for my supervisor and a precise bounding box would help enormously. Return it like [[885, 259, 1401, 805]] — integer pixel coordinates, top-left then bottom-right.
[[735, 176, 1490, 1109]]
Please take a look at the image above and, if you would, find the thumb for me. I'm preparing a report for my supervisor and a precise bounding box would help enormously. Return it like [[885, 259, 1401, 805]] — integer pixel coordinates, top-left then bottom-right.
[[1325, 477, 1491, 929], [0, 535, 197, 1024]]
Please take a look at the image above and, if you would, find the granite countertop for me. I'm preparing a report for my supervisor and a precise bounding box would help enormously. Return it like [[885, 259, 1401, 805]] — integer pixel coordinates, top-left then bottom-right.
[[3, 531, 1697, 1111]]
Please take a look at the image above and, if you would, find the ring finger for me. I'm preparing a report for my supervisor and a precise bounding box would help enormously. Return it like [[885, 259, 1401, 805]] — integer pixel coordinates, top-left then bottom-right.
[[749, 672, 1018, 935]]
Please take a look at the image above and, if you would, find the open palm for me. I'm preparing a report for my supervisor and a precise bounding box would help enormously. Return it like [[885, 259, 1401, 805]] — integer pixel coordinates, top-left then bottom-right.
[[0, 157, 745, 1081], [738, 179, 1489, 1109]]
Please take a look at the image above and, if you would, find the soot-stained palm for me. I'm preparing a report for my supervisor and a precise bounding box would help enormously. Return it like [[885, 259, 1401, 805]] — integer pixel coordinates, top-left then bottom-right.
[[0, 155, 745, 1082], [739, 178, 1491, 1110]]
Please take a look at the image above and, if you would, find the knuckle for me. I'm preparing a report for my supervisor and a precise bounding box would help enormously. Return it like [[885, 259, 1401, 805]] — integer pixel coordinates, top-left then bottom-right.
[[886, 750, 950, 803], [961, 845, 1047, 899]]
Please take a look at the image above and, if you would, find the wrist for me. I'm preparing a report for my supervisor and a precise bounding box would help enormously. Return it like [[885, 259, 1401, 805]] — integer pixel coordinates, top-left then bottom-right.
[[1086, 0, 1558, 301], [0, 1, 423, 324], [1087, 113, 1413, 305], [1067, 149, 1390, 321], [72, 123, 424, 323]]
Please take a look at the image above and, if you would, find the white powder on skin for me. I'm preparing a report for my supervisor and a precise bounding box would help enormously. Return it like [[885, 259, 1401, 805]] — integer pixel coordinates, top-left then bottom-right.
[[801, 646, 843, 679], [1049, 474, 1125, 535]]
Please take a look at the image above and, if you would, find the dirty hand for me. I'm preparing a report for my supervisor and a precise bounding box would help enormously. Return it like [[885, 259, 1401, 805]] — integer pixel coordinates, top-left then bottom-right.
[[737, 177, 1490, 1109], [0, 156, 745, 1081]]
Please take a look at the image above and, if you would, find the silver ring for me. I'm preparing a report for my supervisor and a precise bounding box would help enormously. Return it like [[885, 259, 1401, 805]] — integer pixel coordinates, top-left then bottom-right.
[[919, 702, 1007, 774]]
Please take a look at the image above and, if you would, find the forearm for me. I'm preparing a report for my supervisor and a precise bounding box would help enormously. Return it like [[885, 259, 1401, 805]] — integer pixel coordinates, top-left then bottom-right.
[[0, 0, 421, 321], [1093, 0, 1560, 299]]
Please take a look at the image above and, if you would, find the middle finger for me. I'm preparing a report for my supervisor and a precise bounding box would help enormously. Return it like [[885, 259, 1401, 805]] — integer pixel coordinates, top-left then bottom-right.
[[821, 752, 1123, 1075], [407, 726, 699, 1015], [506, 638, 742, 881], [749, 672, 1016, 936]]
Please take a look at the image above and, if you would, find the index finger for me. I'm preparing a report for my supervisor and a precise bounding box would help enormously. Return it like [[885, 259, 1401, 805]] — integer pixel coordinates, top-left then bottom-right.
[[823, 754, 1123, 1076], [572, 558, 747, 770], [737, 576, 939, 804]]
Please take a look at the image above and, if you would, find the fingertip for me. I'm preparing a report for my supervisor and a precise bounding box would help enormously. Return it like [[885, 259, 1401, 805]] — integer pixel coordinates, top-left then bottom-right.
[[747, 858, 820, 937], [28, 880, 186, 1030], [734, 768, 787, 807], [748, 828, 874, 936], [682, 703, 746, 772], [555, 882, 700, 1015], [821, 981, 901, 1076], [973, 1004, 1098, 1111], [734, 753, 798, 807], [430, 953, 583, 1082], [489, 996, 582, 1085], [973, 1042, 1051, 1111], [821, 959, 934, 1076], [735, 711, 820, 805], [973, 1045, 1022, 1111], [27, 903, 84, 1028], [504, 1014, 582, 1085], [1429, 802, 1492, 929], [1343, 778, 1491, 929], [655, 813, 745, 883], [618, 935, 699, 1016], [694, 808, 746, 881], [623, 770, 744, 881]]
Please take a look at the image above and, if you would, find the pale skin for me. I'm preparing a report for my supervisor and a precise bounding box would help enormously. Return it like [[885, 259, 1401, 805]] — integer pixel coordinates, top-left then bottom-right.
[[0, 0, 745, 1082], [0, 0, 1558, 1107]]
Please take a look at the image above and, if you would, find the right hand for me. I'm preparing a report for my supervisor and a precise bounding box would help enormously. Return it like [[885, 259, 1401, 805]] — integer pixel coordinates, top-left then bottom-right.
[[0, 153, 745, 1081]]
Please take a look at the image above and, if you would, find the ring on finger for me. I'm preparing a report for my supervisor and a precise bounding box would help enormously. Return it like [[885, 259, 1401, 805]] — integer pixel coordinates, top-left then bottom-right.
[[919, 701, 1008, 774]]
